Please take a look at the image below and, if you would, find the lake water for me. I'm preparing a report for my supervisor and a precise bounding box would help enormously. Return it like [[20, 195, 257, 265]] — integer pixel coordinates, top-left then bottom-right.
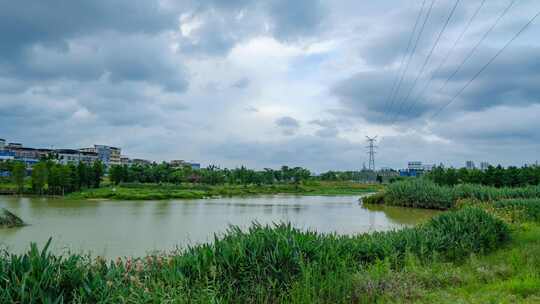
[[0, 195, 439, 258]]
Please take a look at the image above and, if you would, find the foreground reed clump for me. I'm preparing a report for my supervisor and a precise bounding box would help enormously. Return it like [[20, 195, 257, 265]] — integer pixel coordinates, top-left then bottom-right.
[[0, 208, 25, 228], [372, 179, 540, 210], [0, 208, 508, 303]]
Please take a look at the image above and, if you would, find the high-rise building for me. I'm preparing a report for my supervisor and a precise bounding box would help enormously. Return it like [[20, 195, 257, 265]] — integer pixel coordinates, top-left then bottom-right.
[[408, 161, 423, 170], [480, 162, 490, 171], [466, 161, 476, 170], [81, 145, 121, 167], [0, 138, 5, 150]]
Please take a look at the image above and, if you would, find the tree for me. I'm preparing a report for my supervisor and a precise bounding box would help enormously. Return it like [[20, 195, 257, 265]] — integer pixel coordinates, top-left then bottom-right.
[[11, 162, 26, 194], [31, 161, 48, 195], [109, 165, 124, 185], [92, 160, 104, 188], [48, 165, 62, 195]]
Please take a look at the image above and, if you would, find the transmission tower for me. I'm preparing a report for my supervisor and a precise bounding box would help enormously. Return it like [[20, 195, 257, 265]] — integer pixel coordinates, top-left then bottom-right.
[[366, 136, 378, 171]]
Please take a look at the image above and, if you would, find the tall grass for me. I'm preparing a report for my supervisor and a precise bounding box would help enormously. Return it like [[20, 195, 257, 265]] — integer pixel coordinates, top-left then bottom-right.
[[0, 208, 508, 303], [376, 179, 540, 210], [491, 199, 540, 223]]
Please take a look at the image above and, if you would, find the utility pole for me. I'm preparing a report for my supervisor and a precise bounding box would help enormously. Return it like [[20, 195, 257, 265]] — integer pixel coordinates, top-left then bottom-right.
[[366, 136, 377, 171]]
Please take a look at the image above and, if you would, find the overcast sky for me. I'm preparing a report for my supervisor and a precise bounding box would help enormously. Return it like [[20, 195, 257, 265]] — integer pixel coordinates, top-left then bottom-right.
[[1, 0, 539, 171]]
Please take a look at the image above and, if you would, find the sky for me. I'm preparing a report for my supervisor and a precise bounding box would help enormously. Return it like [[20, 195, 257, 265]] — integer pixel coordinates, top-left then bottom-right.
[[1, 0, 539, 171]]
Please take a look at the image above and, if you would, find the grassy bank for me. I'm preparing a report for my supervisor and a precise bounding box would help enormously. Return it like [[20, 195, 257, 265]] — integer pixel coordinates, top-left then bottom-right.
[[67, 182, 382, 200], [0, 208, 508, 303], [352, 222, 540, 303], [363, 179, 540, 210]]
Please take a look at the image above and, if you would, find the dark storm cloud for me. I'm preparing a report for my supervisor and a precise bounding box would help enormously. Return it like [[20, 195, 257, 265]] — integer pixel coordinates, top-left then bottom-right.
[[332, 1, 540, 127], [177, 0, 327, 56], [0, 0, 175, 60], [332, 70, 434, 124], [275, 116, 301, 136], [358, 0, 468, 67], [309, 120, 340, 138], [431, 47, 540, 113], [432, 105, 540, 144], [266, 0, 326, 41], [0, 1, 188, 93]]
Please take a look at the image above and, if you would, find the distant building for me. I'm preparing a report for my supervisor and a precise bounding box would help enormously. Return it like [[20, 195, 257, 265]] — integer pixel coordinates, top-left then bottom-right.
[[466, 161, 476, 170], [0, 150, 15, 162], [189, 162, 201, 170], [81, 145, 121, 167], [0, 138, 5, 150], [480, 162, 490, 171], [422, 164, 435, 171], [120, 156, 130, 166], [131, 159, 152, 166], [401, 161, 433, 177], [408, 161, 423, 171], [6, 145, 40, 167], [170, 160, 201, 170], [170, 160, 187, 168], [7, 143, 23, 149], [56, 149, 98, 165]]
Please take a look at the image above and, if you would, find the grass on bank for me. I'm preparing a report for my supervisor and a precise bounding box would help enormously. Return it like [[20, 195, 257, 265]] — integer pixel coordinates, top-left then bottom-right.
[[363, 179, 540, 210], [67, 181, 382, 200], [0, 207, 508, 303]]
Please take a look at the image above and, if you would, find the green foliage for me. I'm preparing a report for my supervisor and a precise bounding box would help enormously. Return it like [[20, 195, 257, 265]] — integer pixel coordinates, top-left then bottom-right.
[[385, 179, 455, 209], [492, 199, 540, 223], [0, 208, 509, 303], [68, 182, 381, 200], [11, 162, 26, 194], [381, 179, 540, 210], [31, 162, 47, 194], [427, 164, 540, 188], [105, 164, 315, 190]]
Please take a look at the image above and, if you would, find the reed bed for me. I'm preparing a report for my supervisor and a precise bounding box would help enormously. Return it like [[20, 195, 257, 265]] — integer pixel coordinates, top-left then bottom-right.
[[374, 179, 540, 210], [0, 208, 508, 303]]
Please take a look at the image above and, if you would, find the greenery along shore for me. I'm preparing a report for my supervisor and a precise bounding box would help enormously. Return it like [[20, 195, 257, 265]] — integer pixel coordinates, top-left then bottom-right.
[[67, 182, 382, 200], [1, 159, 383, 199]]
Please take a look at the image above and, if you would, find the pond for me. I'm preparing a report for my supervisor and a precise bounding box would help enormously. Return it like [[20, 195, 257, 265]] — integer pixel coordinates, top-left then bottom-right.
[[0, 195, 440, 258]]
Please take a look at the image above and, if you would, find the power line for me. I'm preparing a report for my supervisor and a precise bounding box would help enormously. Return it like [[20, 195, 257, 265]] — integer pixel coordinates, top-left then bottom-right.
[[431, 9, 540, 119], [391, 0, 461, 124], [386, 0, 436, 121], [434, 0, 517, 96], [381, 0, 427, 121], [405, 0, 486, 118]]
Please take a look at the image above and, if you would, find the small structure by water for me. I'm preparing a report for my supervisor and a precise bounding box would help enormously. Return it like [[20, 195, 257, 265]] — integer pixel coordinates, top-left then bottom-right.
[[0, 208, 25, 228]]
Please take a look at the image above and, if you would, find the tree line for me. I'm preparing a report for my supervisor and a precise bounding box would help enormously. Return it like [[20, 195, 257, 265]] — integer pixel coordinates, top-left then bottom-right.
[[426, 165, 540, 187], [109, 164, 312, 186], [0, 160, 104, 195]]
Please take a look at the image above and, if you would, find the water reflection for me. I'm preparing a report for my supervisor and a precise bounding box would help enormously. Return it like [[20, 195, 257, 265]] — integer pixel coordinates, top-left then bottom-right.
[[1, 195, 439, 258]]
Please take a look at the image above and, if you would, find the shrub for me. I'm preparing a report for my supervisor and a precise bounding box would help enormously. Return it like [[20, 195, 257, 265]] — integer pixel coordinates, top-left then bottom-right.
[[384, 179, 454, 209]]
